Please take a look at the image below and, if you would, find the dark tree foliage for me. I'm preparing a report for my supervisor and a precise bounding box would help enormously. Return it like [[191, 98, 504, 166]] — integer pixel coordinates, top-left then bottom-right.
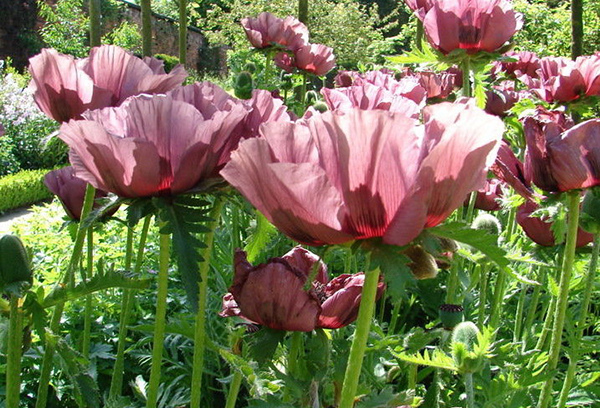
[[0, 0, 42, 70]]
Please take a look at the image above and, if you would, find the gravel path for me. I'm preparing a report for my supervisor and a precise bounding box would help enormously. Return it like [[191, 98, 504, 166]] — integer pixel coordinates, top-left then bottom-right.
[[0, 207, 35, 235]]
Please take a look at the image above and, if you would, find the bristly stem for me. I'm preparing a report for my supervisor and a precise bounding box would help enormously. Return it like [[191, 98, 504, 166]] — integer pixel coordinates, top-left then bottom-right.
[[109, 215, 152, 400], [338, 257, 381, 408], [224, 370, 243, 408], [462, 59, 472, 98], [557, 233, 600, 407], [82, 227, 94, 358], [537, 191, 581, 408], [146, 228, 171, 408], [36, 184, 96, 408], [190, 197, 225, 408], [6, 294, 23, 408]]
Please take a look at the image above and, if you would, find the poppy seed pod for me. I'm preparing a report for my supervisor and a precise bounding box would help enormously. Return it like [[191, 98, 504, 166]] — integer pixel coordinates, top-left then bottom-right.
[[439, 303, 464, 330]]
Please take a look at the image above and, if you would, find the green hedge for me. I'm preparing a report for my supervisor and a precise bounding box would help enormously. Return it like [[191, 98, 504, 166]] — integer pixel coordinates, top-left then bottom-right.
[[0, 169, 53, 214]]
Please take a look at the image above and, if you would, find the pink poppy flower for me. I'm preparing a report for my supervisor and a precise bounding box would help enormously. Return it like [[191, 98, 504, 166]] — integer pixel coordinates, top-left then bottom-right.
[[273, 51, 295, 73], [491, 140, 534, 200], [294, 44, 336, 76], [321, 82, 421, 118], [421, 0, 523, 55], [221, 102, 503, 247], [219, 247, 384, 331], [28, 45, 187, 123], [414, 70, 458, 100], [242, 89, 294, 138], [493, 51, 540, 79], [59, 93, 247, 198], [241, 12, 309, 51], [464, 178, 503, 211], [44, 166, 115, 221], [484, 81, 527, 117], [517, 200, 593, 247], [522, 107, 600, 192]]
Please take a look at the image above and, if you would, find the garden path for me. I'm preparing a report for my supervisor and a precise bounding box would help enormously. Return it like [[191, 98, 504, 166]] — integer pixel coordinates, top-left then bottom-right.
[[0, 207, 35, 235]]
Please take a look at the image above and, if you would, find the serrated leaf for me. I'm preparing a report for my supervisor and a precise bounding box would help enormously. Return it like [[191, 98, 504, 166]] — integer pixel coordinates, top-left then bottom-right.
[[369, 244, 414, 302], [153, 196, 214, 309], [402, 327, 438, 354], [391, 348, 457, 371], [247, 328, 285, 366], [356, 387, 414, 408], [125, 198, 155, 228], [81, 196, 126, 229], [244, 211, 277, 263], [247, 395, 295, 408], [43, 270, 151, 308], [386, 44, 445, 66], [429, 222, 507, 268]]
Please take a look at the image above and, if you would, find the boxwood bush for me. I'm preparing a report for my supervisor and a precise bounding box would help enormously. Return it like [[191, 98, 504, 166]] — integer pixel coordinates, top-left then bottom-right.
[[0, 169, 53, 214]]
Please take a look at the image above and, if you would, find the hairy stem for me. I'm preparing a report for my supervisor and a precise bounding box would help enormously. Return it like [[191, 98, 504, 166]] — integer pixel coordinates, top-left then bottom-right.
[[6, 295, 23, 408], [190, 198, 225, 408]]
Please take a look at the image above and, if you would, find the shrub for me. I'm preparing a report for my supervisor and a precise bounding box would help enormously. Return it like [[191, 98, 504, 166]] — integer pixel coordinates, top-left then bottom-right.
[[0, 169, 54, 214], [102, 20, 143, 54], [154, 53, 180, 72]]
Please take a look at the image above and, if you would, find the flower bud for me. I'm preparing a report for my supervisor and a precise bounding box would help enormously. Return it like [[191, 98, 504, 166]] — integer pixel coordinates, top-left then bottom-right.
[[0, 235, 32, 296], [312, 101, 328, 113], [244, 62, 257, 74], [472, 213, 502, 237], [234, 71, 254, 100], [403, 245, 438, 279], [451, 321, 485, 374]]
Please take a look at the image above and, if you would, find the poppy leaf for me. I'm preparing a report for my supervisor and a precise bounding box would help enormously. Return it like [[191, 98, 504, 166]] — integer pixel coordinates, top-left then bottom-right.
[[369, 244, 414, 303], [246, 328, 286, 366], [244, 211, 278, 264]]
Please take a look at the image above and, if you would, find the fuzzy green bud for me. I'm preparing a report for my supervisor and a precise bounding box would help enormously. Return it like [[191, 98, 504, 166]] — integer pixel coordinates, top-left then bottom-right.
[[312, 101, 328, 113], [244, 62, 257, 74], [451, 321, 485, 374], [0, 235, 32, 296], [234, 71, 254, 100], [472, 213, 502, 237]]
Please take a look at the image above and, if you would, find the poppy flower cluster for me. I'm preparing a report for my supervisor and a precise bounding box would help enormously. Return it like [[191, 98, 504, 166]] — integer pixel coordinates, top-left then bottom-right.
[[491, 108, 599, 247], [242, 12, 336, 76], [518, 54, 600, 103], [406, 0, 523, 55], [221, 101, 503, 247], [220, 247, 385, 331], [28, 45, 187, 123], [322, 70, 426, 118]]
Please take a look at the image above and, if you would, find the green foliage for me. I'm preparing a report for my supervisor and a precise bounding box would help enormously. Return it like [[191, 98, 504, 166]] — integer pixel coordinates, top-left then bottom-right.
[[37, 0, 90, 57], [195, 0, 385, 68], [102, 20, 143, 54], [154, 54, 180, 72], [0, 169, 54, 214]]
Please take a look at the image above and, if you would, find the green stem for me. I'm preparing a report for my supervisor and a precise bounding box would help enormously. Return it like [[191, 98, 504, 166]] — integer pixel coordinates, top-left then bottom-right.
[[465, 373, 475, 408], [522, 267, 544, 351], [445, 261, 460, 304], [513, 282, 527, 342], [6, 295, 23, 408], [388, 300, 401, 334], [146, 230, 171, 408], [338, 262, 381, 408], [298, 0, 308, 24], [141, 0, 152, 57], [465, 191, 478, 224], [109, 215, 152, 399], [557, 233, 600, 407], [178, 0, 187, 64], [36, 184, 96, 408], [408, 363, 417, 405], [82, 228, 94, 358], [537, 191, 581, 408], [288, 331, 303, 377], [489, 268, 507, 330], [462, 59, 472, 98], [477, 263, 490, 328], [224, 370, 243, 408], [300, 72, 308, 108], [89, 0, 101, 47], [532, 295, 556, 354], [415, 20, 424, 51], [190, 198, 225, 408]]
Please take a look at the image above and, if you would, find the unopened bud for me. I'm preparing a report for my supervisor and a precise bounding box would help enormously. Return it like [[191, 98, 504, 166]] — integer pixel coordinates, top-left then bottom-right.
[[403, 245, 438, 279], [234, 71, 253, 100], [472, 213, 501, 237]]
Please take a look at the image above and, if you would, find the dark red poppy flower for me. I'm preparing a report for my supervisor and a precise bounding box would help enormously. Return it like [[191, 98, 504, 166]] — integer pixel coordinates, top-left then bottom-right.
[[44, 166, 115, 221], [28, 46, 187, 123], [59, 93, 247, 198], [421, 0, 523, 55], [484, 81, 527, 117], [221, 102, 503, 247], [241, 12, 309, 51], [517, 200, 593, 247], [464, 178, 503, 211], [219, 247, 384, 331]]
